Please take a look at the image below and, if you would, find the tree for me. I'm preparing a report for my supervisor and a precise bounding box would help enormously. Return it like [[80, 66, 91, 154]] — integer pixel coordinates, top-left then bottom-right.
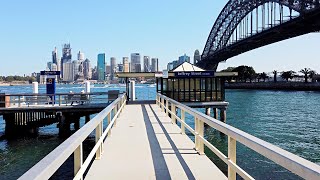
[[281, 71, 295, 82], [5, 76, 14, 82], [221, 67, 236, 72], [309, 70, 317, 82], [299, 68, 311, 83], [260, 72, 268, 82], [273, 70, 278, 83], [233, 65, 256, 82]]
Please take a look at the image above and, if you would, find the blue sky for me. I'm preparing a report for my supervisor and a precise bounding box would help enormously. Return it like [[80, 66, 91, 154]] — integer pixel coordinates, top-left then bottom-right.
[[0, 0, 319, 76]]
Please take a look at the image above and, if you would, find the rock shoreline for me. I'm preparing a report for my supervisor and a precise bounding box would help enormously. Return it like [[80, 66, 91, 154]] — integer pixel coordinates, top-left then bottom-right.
[[225, 82, 320, 91]]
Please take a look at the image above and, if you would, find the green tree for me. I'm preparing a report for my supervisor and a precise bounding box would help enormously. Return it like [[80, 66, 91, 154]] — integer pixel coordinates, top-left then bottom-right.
[[5, 76, 14, 82], [281, 71, 295, 82], [273, 70, 278, 83], [260, 72, 268, 82], [309, 70, 316, 82], [233, 65, 256, 82], [299, 68, 311, 83], [221, 67, 236, 72]]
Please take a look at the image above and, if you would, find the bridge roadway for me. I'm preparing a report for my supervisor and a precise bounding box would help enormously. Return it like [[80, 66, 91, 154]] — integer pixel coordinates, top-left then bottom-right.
[[85, 103, 227, 180]]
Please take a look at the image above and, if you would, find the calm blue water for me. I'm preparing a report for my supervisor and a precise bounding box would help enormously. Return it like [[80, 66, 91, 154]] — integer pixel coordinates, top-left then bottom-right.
[[0, 85, 319, 179]]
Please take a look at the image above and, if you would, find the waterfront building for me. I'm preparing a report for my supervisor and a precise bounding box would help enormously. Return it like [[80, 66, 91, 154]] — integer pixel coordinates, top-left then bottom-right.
[[51, 63, 58, 71], [52, 47, 58, 64], [97, 53, 106, 81], [118, 64, 124, 72], [178, 54, 190, 64], [63, 62, 74, 82], [57, 57, 61, 72], [106, 65, 111, 75], [61, 43, 72, 78], [131, 53, 141, 72], [173, 60, 179, 69], [123, 57, 130, 72], [110, 57, 117, 80], [134, 64, 142, 73], [194, 50, 201, 64], [92, 66, 98, 80], [157, 62, 231, 102], [83, 59, 92, 80], [167, 62, 174, 71], [143, 56, 150, 72], [151, 58, 159, 72], [78, 51, 85, 61], [47, 62, 53, 71]]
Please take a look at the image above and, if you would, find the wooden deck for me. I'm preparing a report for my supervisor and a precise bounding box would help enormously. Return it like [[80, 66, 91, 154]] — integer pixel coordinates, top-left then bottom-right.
[[85, 103, 226, 180]]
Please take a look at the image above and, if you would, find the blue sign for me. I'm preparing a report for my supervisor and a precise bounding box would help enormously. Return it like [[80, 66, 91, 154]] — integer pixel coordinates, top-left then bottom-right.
[[46, 78, 56, 104], [174, 71, 214, 77], [41, 71, 60, 76]]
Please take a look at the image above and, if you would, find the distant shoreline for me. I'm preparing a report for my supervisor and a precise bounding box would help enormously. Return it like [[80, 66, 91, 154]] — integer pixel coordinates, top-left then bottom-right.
[[225, 82, 320, 91]]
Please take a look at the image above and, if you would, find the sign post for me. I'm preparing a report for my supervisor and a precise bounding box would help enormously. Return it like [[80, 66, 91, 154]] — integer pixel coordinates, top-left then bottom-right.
[[41, 71, 60, 105]]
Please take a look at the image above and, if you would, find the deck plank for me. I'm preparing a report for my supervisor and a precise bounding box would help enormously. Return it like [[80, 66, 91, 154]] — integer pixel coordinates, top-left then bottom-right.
[[85, 104, 227, 180]]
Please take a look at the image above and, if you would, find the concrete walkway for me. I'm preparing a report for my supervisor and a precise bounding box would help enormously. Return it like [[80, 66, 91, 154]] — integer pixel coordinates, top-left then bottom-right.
[[85, 103, 227, 180]]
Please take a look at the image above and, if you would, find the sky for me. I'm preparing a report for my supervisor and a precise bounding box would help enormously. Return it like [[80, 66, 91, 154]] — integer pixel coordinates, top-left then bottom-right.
[[0, 0, 319, 76]]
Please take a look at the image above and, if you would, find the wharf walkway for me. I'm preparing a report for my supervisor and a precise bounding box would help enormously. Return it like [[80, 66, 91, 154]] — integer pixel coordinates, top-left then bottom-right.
[[86, 103, 226, 180], [19, 93, 320, 180]]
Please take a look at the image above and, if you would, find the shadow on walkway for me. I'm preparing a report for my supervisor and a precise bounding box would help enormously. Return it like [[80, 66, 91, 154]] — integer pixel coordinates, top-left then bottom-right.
[[141, 104, 196, 180]]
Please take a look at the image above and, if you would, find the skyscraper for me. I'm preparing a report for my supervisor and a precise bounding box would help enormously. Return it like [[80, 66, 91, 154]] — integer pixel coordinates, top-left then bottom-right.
[[47, 62, 53, 71], [143, 56, 150, 72], [178, 54, 190, 65], [78, 51, 85, 61], [151, 58, 159, 72], [194, 50, 201, 64], [110, 57, 117, 80], [52, 47, 58, 64], [131, 53, 141, 72], [61, 44, 72, 78], [123, 57, 130, 72], [83, 59, 92, 80], [97, 53, 106, 81], [73, 60, 81, 80], [63, 62, 74, 82]]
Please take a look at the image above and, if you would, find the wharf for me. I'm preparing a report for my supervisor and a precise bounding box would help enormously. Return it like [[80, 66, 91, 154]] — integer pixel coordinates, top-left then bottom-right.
[[85, 103, 226, 180], [0, 103, 109, 115]]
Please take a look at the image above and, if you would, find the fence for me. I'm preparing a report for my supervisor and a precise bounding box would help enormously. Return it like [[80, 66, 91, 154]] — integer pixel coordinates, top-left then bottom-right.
[[18, 93, 127, 180], [157, 93, 320, 180]]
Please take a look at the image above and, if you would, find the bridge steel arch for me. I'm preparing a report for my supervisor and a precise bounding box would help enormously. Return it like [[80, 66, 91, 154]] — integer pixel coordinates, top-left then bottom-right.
[[198, 0, 320, 71]]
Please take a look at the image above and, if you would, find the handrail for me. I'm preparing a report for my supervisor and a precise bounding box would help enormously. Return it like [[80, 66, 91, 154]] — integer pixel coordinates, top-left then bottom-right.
[[18, 93, 127, 180], [0, 92, 109, 96], [157, 93, 320, 180], [0, 92, 117, 107]]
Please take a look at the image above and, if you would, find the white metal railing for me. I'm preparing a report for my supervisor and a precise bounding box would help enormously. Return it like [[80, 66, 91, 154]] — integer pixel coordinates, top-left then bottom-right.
[[18, 93, 127, 180], [0, 92, 110, 107], [156, 93, 320, 180]]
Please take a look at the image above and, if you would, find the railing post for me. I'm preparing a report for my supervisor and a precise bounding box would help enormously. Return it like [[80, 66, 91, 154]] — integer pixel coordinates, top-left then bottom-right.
[[181, 110, 185, 135], [18, 95, 21, 107], [156, 95, 159, 105], [228, 136, 237, 180], [166, 100, 169, 116], [95, 122, 102, 159], [107, 112, 111, 136], [195, 117, 199, 151], [113, 106, 117, 127], [74, 143, 83, 179], [161, 98, 164, 112], [59, 95, 61, 106], [198, 119, 204, 155], [171, 104, 176, 124], [117, 102, 121, 118]]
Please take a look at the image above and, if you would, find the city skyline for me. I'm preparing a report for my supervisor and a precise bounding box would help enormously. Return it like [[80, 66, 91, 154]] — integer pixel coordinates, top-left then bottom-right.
[[0, 1, 320, 76]]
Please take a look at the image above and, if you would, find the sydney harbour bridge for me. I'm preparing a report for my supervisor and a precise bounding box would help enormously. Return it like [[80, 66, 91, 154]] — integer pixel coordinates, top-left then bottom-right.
[[197, 0, 320, 71]]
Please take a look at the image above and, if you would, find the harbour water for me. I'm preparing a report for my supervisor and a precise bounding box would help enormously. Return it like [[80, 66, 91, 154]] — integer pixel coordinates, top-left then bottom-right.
[[0, 85, 319, 179]]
